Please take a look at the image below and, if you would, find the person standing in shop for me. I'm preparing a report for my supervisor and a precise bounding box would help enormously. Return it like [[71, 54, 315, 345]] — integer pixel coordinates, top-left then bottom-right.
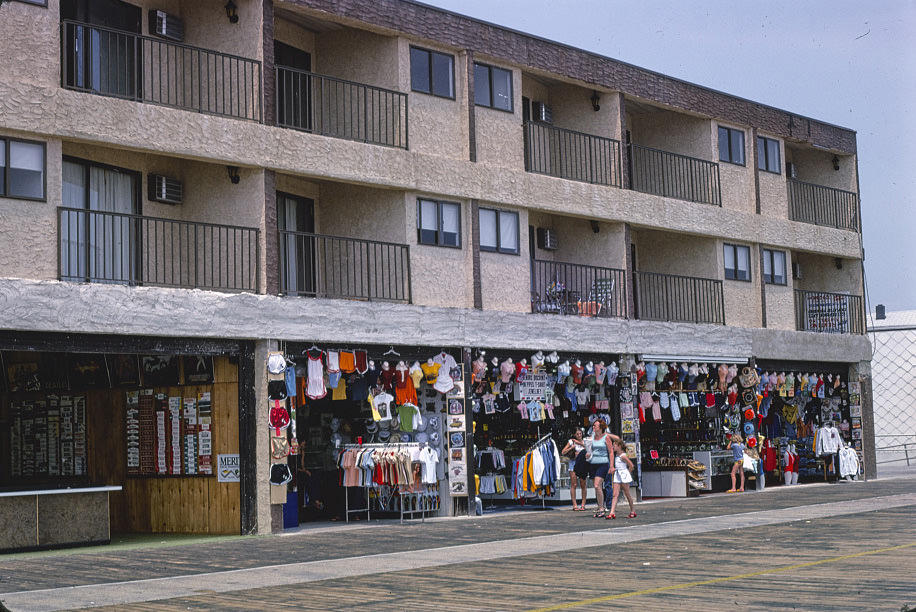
[[561, 428, 588, 511], [727, 434, 746, 493], [587, 420, 620, 517], [606, 438, 636, 519]]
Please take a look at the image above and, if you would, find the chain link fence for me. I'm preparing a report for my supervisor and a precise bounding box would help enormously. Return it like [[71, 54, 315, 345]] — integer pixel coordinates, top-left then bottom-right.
[[870, 321, 916, 468]]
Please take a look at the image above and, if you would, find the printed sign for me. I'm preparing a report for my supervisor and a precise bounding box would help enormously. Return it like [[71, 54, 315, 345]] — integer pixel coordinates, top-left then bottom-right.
[[217, 454, 240, 482], [517, 372, 550, 401]]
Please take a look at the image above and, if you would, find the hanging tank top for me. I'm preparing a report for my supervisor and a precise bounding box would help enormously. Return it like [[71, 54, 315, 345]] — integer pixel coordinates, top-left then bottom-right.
[[589, 434, 609, 464], [306, 353, 327, 399]]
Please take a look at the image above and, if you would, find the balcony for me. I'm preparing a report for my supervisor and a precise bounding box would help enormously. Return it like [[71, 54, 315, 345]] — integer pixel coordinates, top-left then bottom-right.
[[524, 122, 623, 187], [279, 231, 411, 303], [58, 208, 259, 292], [530, 259, 627, 318], [628, 144, 721, 206], [787, 179, 859, 231], [276, 67, 408, 149], [61, 21, 262, 122], [633, 271, 724, 325], [795, 289, 864, 334]]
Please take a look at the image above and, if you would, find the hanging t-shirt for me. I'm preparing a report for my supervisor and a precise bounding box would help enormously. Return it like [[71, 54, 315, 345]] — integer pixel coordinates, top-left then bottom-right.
[[374, 392, 394, 421], [331, 377, 348, 401], [499, 360, 515, 383], [306, 353, 327, 400], [326, 350, 340, 373], [421, 361, 440, 385], [397, 403, 420, 432]]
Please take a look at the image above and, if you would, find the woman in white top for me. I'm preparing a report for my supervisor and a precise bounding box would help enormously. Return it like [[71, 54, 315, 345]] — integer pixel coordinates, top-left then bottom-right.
[[561, 428, 587, 510], [607, 438, 636, 520]]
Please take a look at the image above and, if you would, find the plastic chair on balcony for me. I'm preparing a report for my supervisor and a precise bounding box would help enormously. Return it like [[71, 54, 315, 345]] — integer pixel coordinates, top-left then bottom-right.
[[578, 278, 614, 317]]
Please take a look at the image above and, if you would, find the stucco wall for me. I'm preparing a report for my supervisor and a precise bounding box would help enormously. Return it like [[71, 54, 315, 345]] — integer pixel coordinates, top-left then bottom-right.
[[794, 252, 862, 295], [317, 182, 406, 242], [758, 138, 789, 219], [765, 281, 796, 331], [474, 66, 523, 169], [0, 0, 58, 87], [629, 110, 709, 159], [716, 123, 755, 215], [633, 230, 716, 278], [479, 204, 529, 313], [404, 193, 474, 308], [398, 39, 468, 160], [316, 28, 399, 89]]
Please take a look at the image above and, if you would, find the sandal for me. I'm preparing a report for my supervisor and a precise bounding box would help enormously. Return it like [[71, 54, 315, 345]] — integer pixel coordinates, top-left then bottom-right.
[[594, 510, 606, 518], [627, 512, 637, 519], [606, 513, 616, 520]]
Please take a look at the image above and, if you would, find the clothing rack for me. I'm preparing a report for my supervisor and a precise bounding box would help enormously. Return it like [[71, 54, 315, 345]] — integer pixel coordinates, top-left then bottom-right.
[[340, 442, 429, 523], [523, 433, 556, 509]]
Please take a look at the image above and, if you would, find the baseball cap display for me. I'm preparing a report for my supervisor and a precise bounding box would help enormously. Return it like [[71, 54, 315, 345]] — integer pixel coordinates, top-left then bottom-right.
[[269, 463, 293, 486]]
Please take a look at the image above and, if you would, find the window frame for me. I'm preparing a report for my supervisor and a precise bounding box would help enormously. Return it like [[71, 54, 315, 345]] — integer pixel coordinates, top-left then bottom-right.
[[757, 136, 781, 174], [473, 62, 513, 112], [409, 46, 455, 100], [478, 207, 520, 255], [0, 137, 47, 201], [718, 125, 746, 166], [762, 248, 787, 285], [723, 243, 751, 282], [417, 198, 461, 248]]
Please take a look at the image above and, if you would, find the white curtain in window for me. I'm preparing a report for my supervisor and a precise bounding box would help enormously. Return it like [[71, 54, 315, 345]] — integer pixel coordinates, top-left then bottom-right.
[[61, 161, 87, 280], [499, 211, 518, 252], [441, 203, 459, 233], [479, 209, 497, 249], [9, 141, 43, 198], [736, 246, 749, 276], [89, 167, 135, 282]]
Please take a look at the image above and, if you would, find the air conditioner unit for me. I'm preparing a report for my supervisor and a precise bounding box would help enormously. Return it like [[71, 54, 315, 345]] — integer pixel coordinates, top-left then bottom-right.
[[532, 101, 553, 124], [149, 10, 184, 42], [148, 174, 183, 205], [537, 227, 558, 251], [786, 162, 797, 179], [792, 262, 802, 280]]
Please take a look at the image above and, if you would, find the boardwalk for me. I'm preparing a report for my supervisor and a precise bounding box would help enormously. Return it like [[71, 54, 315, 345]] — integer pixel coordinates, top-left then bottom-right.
[[1, 475, 915, 611]]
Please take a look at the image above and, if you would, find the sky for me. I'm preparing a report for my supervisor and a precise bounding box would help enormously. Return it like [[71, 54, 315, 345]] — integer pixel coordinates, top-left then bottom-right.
[[421, 0, 916, 314]]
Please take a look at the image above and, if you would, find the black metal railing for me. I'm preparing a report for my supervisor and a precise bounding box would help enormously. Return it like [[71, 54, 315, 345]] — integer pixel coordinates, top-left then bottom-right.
[[530, 259, 626, 318], [795, 289, 864, 334], [633, 271, 724, 324], [276, 67, 408, 149], [58, 208, 259, 292], [278, 231, 411, 303], [787, 179, 859, 231], [524, 121, 622, 187], [61, 20, 262, 122], [629, 143, 721, 206]]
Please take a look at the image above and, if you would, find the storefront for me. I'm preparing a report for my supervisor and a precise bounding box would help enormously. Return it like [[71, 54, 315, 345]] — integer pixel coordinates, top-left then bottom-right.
[[636, 357, 862, 497], [0, 332, 254, 552]]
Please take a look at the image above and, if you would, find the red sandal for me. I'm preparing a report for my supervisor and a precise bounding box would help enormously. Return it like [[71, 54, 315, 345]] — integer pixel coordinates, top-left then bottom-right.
[[627, 512, 637, 519], [606, 513, 616, 519]]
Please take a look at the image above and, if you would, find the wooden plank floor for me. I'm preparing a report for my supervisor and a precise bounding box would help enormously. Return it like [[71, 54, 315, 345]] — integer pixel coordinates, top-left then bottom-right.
[[57, 505, 916, 612]]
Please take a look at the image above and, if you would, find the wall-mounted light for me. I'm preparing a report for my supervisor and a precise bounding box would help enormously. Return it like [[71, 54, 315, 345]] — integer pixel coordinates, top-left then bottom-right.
[[589, 220, 600, 233], [832, 155, 839, 171], [876, 304, 886, 320], [590, 90, 601, 112], [227, 165, 240, 184], [834, 257, 843, 270], [224, 0, 239, 24]]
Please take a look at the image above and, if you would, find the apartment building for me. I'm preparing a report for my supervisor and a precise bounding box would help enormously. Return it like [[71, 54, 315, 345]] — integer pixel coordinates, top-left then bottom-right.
[[0, 0, 872, 544]]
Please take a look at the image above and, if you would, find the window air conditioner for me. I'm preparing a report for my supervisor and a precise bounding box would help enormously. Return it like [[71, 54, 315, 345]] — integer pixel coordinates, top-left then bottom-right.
[[149, 10, 184, 42], [533, 101, 553, 124], [786, 162, 797, 179], [537, 227, 559, 251], [148, 174, 183, 205], [792, 262, 802, 280]]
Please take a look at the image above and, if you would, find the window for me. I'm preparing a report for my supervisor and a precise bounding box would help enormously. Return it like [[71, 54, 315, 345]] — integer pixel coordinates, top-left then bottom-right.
[[277, 192, 315, 296], [60, 157, 140, 283], [410, 47, 454, 99], [1, 138, 46, 200], [417, 199, 460, 247], [474, 63, 513, 111], [763, 249, 787, 285], [757, 136, 781, 174], [723, 243, 750, 281], [479, 208, 519, 254], [718, 126, 745, 165]]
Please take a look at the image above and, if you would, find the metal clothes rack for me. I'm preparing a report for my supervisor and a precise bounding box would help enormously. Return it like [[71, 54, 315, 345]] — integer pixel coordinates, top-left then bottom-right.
[[523, 433, 556, 509], [340, 442, 432, 524]]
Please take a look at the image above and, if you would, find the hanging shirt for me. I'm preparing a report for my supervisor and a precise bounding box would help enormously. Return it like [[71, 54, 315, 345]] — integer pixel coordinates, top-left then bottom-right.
[[305, 353, 327, 400], [421, 361, 440, 385], [374, 392, 394, 421]]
